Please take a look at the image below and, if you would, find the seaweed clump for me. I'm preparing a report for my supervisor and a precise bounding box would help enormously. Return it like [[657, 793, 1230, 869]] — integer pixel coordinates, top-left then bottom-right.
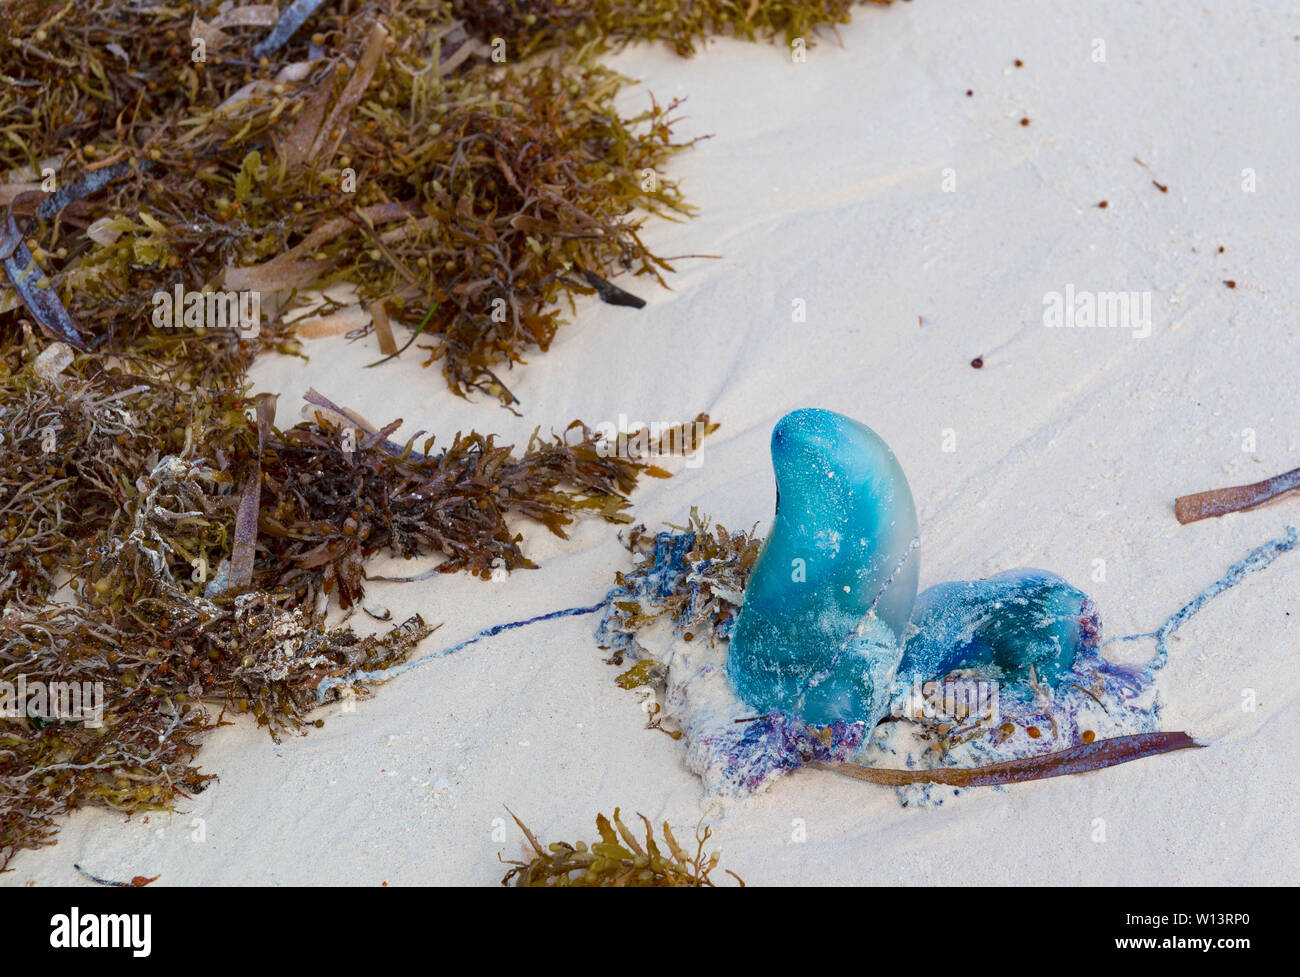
[[597, 508, 761, 665], [0, 330, 426, 865], [455, 0, 891, 58], [257, 406, 706, 608], [1, 1, 697, 402], [501, 806, 742, 886], [2, 0, 895, 402], [0, 325, 707, 866]]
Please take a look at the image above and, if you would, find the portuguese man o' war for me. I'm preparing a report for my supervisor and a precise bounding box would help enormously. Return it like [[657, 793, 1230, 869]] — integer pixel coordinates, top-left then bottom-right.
[[728, 408, 1099, 726], [593, 407, 1298, 797], [727, 409, 919, 727], [898, 569, 1099, 695]]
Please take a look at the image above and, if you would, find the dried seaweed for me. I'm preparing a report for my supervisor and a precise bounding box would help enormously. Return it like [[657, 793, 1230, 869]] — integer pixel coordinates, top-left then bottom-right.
[[0, 1, 698, 401], [500, 806, 742, 886], [0, 335, 707, 864], [456, 0, 893, 58], [598, 508, 760, 665], [1, 1, 895, 401], [256, 402, 713, 608], [0, 345, 443, 862]]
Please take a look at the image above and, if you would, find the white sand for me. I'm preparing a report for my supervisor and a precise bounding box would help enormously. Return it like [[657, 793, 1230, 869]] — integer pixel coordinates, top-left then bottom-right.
[[10, 0, 1300, 885]]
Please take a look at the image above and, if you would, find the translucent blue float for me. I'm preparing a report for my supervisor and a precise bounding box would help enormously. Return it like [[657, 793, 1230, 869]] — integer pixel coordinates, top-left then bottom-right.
[[727, 408, 1098, 725]]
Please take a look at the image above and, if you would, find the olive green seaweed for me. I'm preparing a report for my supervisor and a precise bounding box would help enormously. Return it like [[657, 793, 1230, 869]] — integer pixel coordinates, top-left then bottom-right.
[[500, 806, 743, 886]]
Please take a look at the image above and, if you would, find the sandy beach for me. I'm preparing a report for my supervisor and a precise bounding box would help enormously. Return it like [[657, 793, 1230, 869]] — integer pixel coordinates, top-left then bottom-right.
[[7, 0, 1299, 885]]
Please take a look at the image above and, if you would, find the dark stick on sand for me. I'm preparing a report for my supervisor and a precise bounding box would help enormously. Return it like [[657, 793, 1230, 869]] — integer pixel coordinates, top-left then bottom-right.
[[1174, 466, 1300, 524], [813, 731, 1202, 788]]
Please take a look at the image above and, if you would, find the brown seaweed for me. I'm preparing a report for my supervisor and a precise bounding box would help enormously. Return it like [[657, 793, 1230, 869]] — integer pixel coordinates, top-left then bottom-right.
[[455, 0, 893, 58], [0, 339, 710, 865], [260, 398, 712, 608], [1, 1, 887, 402], [1, 1, 700, 401], [500, 806, 742, 886]]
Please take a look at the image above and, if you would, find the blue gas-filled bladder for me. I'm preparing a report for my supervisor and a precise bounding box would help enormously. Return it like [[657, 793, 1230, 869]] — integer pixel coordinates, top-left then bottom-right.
[[727, 409, 1094, 726]]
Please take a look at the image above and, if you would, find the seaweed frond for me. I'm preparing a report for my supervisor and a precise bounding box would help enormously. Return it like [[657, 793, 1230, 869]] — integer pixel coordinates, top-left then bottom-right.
[[597, 508, 761, 664], [0, 1, 699, 402], [455, 0, 894, 58], [500, 806, 742, 886], [257, 407, 715, 608]]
